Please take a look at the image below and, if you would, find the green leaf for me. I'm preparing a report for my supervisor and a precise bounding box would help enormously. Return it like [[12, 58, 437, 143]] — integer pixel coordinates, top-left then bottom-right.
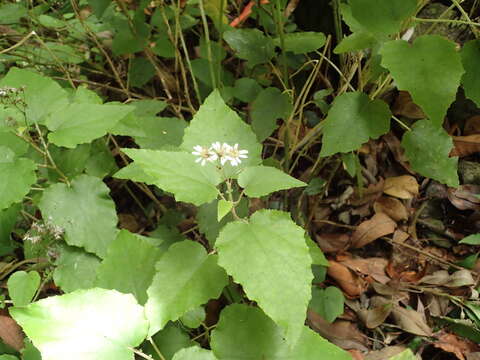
[[334, 32, 377, 54], [96, 229, 163, 305], [72, 86, 103, 105], [39, 175, 118, 258], [0, 67, 68, 124], [211, 304, 349, 359], [233, 78, 262, 103], [180, 307, 206, 328], [143, 323, 193, 360], [461, 39, 480, 107], [275, 32, 326, 54], [217, 200, 233, 222], [87, 0, 110, 18], [48, 144, 91, 180], [0, 131, 29, 157], [0, 355, 18, 360], [309, 287, 344, 323], [460, 234, 480, 245], [238, 165, 306, 198], [7, 271, 40, 307], [380, 35, 464, 126], [173, 347, 217, 360], [145, 241, 228, 336], [349, 0, 416, 35], [133, 117, 187, 150], [85, 139, 118, 178], [390, 349, 417, 360], [0, 204, 20, 256], [112, 27, 148, 55], [11, 289, 148, 360], [0, 3, 27, 23], [129, 57, 155, 88], [402, 120, 459, 187], [304, 177, 326, 196], [306, 235, 329, 266], [120, 149, 221, 206], [46, 103, 134, 148], [181, 90, 262, 175], [0, 157, 36, 210], [216, 210, 312, 345], [53, 245, 101, 293], [223, 29, 275, 67], [250, 87, 292, 141], [320, 91, 391, 156], [114, 162, 158, 184]]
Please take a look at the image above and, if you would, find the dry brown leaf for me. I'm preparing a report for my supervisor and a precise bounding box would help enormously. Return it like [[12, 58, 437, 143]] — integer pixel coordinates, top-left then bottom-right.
[[434, 333, 480, 360], [448, 185, 480, 211], [341, 257, 390, 284], [0, 314, 24, 351], [392, 91, 426, 119], [451, 135, 480, 157], [327, 260, 367, 297], [352, 213, 396, 248], [365, 345, 410, 360], [391, 305, 433, 336], [350, 180, 384, 207], [384, 175, 419, 199], [307, 309, 369, 351], [383, 133, 414, 174], [374, 196, 409, 222], [358, 302, 392, 329], [315, 233, 350, 253]]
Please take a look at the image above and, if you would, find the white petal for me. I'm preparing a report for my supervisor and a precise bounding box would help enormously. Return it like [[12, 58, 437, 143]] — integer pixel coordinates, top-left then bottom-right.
[[200, 159, 207, 166], [195, 158, 202, 163], [193, 145, 203, 152], [239, 150, 248, 154]]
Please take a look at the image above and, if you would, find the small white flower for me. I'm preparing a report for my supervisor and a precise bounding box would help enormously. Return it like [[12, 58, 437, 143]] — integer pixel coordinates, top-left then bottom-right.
[[225, 143, 248, 166], [211, 142, 232, 165], [192, 145, 217, 166]]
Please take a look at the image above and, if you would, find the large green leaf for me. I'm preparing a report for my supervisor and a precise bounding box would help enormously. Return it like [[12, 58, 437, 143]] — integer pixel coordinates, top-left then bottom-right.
[[380, 35, 464, 126], [7, 271, 40, 307], [402, 120, 459, 187], [96, 230, 163, 305], [216, 210, 312, 345], [38, 175, 118, 258], [349, 0, 416, 35], [133, 117, 187, 150], [10, 288, 148, 360], [120, 149, 221, 206], [0, 155, 36, 210], [238, 165, 306, 197], [145, 241, 228, 336], [211, 304, 350, 360], [461, 39, 480, 107], [46, 104, 134, 148], [223, 29, 275, 67], [275, 32, 326, 54], [320, 91, 391, 156], [53, 245, 101, 293], [250, 87, 292, 141], [181, 90, 262, 175], [172, 347, 217, 360], [0, 67, 68, 124]]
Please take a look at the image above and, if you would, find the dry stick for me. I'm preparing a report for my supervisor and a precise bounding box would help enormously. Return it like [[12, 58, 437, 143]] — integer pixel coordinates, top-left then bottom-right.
[[0, 30, 36, 55]]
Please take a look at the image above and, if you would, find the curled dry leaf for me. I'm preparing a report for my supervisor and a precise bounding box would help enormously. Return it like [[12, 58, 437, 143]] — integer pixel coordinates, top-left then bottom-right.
[[315, 232, 350, 253], [352, 213, 396, 248], [327, 260, 367, 297], [384, 175, 419, 199], [391, 305, 433, 337], [0, 314, 24, 351], [434, 332, 480, 360], [340, 257, 390, 284], [451, 135, 480, 158], [374, 196, 409, 222], [307, 309, 369, 351], [421, 269, 476, 288], [447, 185, 480, 211], [392, 91, 426, 119], [357, 297, 392, 329]]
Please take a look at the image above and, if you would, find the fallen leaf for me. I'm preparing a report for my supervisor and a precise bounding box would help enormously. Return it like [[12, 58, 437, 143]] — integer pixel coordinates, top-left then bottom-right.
[[392, 91, 426, 119], [384, 175, 419, 199], [451, 135, 480, 157], [0, 313, 24, 351], [327, 260, 367, 297], [448, 185, 480, 211], [391, 305, 433, 336], [341, 257, 390, 284], [383, 133, 414, 174], [315, 232, 350, 253], [365, 345, 410, 360], [434, 332, 480, 360], [358, 297, 392, 329], [350, 180, 384, 206], [374, 196, 409, 222], [349, 349, 364, 360], [307, 309, 369, 351], [352, 213, 396, 248]]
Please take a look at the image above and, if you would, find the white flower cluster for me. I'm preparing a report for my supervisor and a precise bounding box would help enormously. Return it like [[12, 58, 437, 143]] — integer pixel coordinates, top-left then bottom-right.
[[192, 142, 248, 166], [0, 86, 23, 97], [23, 217, 65, 244]]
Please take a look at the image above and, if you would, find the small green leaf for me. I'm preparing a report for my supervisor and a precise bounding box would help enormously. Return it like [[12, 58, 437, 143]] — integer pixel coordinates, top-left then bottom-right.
[[143, 323, 194, 360], [349, 0, 416, 35], [180, 307, 206, 329], [334, 32, 377, 54], [233, 78, 262, 103], [380, 35, 464, 126], [250, 87, 292, 141], [0, 355, 18, 360], [11, 289, 148, 360], [217, 200, 233, 222], [306, 235, 329, 267], [320, 91, 391, 156], [129, 57, 155, 88], [216, 210, 312, 345], [96, 230, 163, 305], [7, 271, 40, 307], [0, 157, 36, 211], [402, 120, 459, 187], [0, 204, 20, 256], [173, 347, 217, 360], [460, 234, 480, 245], [53, 245, 101, 293], [223, 29, 275, 67], [46, 103, 134, 148], [238, 165, 306, 198], [461, 39, 480, 107], [120, 149, 221, 206], [276, 32, 326, 54], [0, 3, 27, 24], [145, 241, 228, 336], [304, 178, 326, 196], [39, 175, 119, 258], [309, 286, 344, 323]]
